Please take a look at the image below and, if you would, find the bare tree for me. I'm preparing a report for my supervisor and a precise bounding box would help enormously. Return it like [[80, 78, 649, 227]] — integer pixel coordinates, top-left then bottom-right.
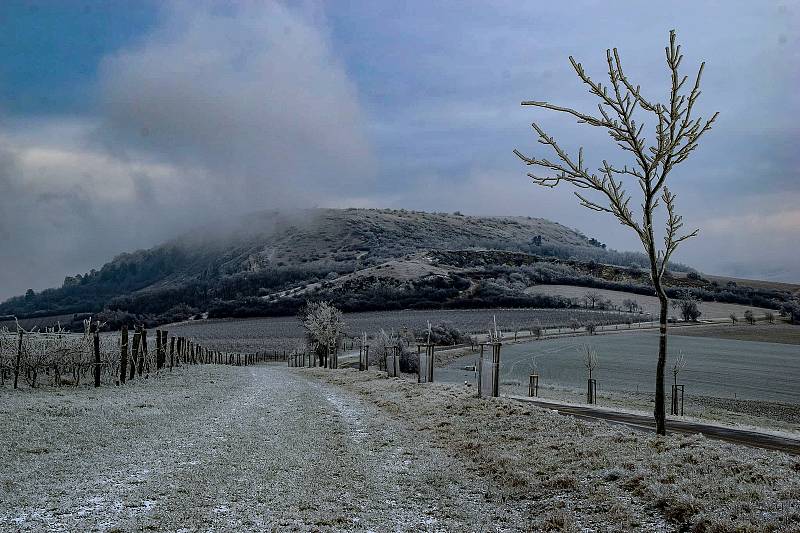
[[672, 350, 686, 387], [514, 31, 718, 435], [729, 313, 738, 325], [744, 310, 755, 325], [301, 301, 346, 368], [622, 298, 640, 313], [764, 311, 775, 325], [583, 290, 602, 309], [672, 289, 701, 322], [582, 345, 598, 381]]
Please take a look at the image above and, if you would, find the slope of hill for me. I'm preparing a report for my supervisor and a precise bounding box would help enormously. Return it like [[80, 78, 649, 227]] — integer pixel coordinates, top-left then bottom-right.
[[0, 209, 616, 315], [1, 208, 794, 330]]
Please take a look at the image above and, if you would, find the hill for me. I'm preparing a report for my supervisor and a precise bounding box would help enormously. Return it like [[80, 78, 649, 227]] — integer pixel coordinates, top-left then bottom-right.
[[1, 208, 795, 330]]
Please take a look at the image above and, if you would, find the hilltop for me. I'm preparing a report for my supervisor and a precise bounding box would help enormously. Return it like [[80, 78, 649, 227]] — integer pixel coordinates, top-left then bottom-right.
[[1, 208, 795, 330]]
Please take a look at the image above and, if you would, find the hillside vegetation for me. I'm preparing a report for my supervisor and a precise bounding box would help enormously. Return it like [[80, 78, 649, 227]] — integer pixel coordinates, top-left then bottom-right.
[[1, 208, 796, 330]]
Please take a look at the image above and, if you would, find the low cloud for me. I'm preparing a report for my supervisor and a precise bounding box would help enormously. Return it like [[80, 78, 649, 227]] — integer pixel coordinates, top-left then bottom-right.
[[0, 2, 375, 299]]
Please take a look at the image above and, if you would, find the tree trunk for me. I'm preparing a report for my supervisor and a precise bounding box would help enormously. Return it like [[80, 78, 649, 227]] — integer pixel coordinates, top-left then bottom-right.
[[653, 278, 669, 436]]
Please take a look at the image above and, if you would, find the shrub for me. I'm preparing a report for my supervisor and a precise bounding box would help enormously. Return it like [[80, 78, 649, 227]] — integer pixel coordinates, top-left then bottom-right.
[[418, 322, 468, 346]]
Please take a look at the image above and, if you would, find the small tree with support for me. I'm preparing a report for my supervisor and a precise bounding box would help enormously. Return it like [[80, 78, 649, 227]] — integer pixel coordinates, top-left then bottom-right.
[[359, 332, 369, 371], [417, 321, 435, 383], [583, 345, 598, 404], [671, 350, 686, 416], [528, 373, 539, 397], [478, 316, 503, 398]]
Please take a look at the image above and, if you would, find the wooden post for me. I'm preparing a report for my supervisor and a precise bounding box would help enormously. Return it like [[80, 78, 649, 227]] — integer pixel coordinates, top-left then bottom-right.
[[427, 344, 435, 383], [587, 379, 597, 404], [159, 330, 168, 370], [491, 342, 501, 398], [477, 344, 484, 397], [417, 344, 423, 383], [671, 384, 685, 416], [528, 374, 539, 397], [155, 330, 162, 370], [169, 336, 175, 370], [130, 330, 141, 381], [138, 328, 147, 376], [120, 325, 128, 384], [13, 329, 23, 389], [93, 322, 101, 387]]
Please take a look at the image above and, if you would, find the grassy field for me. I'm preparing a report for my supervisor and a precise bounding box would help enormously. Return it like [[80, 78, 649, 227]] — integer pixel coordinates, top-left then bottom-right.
[[700, 274, 800, 295], [444, 331, 800, 404], [524, 284, 775, 319], [167, 308, 640, 353], [671, 323, 800, 345], [0, 313, 78, 331], [439, 330, 800, 434]]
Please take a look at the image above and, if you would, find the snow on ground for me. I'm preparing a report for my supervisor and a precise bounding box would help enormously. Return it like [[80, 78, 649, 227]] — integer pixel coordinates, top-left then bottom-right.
[[2, 364, 798, 531]]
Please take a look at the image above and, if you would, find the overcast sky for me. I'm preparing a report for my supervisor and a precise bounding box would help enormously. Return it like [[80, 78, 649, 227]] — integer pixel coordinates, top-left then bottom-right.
[[0, 1, 798, 300]]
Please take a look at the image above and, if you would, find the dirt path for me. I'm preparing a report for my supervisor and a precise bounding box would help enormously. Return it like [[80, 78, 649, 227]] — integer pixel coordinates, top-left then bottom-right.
[[1, 366, 515, 532]]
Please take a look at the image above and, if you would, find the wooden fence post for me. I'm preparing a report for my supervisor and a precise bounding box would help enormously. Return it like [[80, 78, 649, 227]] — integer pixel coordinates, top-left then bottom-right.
[[170, 336, 175, 370], [138, 328, 147, 376], [13, 329, 23, 389], [528, 374, 539, 397], [120, 325, 128, 384], [158, 330, 167, 370], [93, 322, 101, 387], [130, 329, 141, 381], [155, 330, 162, 370], [427, 344, 435, 383], [491, 342, 501, 398]]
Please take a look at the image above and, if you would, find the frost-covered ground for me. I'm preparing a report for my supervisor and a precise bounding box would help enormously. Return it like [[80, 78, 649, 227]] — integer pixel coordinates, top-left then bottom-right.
[[2, 365, 798, 532], [1, 365, 524, 531], [438, 331, 800, 435], [313, 369, 800, 532]]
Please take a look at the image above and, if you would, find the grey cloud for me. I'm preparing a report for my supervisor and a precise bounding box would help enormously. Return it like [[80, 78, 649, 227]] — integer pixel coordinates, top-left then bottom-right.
[[94, 1, 375, 210], [0, 2, 375, 299]]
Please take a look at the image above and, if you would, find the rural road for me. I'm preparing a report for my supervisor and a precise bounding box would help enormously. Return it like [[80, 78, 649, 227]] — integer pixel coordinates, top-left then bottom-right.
[[1, 365, 517, 532], [508, 396, 800, 455]]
